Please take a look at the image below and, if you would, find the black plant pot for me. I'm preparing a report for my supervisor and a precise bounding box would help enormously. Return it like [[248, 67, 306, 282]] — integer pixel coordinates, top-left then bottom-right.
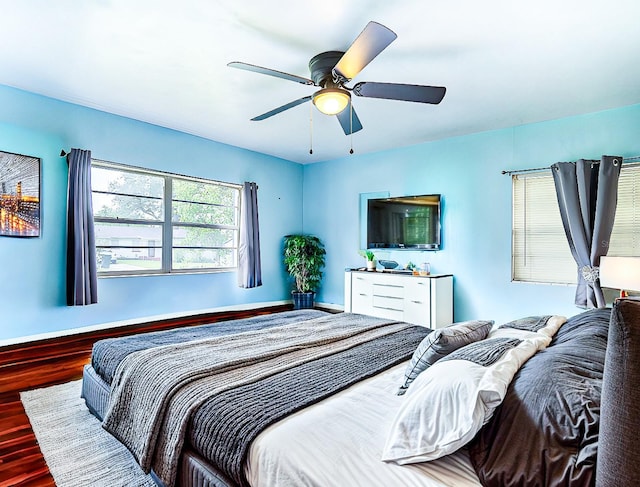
[[292, 291, 315, 309]]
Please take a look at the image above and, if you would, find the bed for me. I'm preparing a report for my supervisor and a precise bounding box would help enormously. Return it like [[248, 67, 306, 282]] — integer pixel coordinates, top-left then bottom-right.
[[81, 300, 640, 487]]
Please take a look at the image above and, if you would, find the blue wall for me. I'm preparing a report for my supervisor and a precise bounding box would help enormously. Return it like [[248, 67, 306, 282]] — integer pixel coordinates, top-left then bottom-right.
[[0, 85, 303, 341], [302, 103, 640, 325], [1, 81, 638, 342]]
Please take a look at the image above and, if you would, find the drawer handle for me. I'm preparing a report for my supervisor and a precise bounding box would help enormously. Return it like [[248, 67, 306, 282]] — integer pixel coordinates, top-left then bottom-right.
[[411, 300, 422, 304], [375, 295, 402, 300], [359, 293, 368, 296], [373, 306, 403, 312]]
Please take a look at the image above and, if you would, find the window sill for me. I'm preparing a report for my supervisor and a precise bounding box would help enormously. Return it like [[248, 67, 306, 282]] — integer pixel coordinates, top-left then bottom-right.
[[98, 268, 236, 278]]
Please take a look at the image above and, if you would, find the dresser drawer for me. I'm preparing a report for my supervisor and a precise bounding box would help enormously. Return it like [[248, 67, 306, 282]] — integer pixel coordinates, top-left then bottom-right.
[[352, 273, 374, 288], [352, 274, 373, 296], [372, 283, 404, 299], [351, 289, 372, 313], [404, 299, 431, 327], [404, 278, 430, 300], [372, 294, 404, 311], [370, 305, 404, 321]]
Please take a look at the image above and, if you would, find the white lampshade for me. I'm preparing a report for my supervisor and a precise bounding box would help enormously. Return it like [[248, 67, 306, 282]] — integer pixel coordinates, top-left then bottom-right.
[[312, 88, 350, 115], [600, 256, 640, 292]]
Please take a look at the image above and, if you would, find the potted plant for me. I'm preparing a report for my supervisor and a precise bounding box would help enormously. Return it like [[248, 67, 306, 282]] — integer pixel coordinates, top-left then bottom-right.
[[283, 234, 326, 309], [359, 249, 377, 271]]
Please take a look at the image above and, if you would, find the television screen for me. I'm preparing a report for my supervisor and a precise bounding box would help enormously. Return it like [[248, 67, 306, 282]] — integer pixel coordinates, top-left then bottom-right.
[[367, 194, 441, 250]]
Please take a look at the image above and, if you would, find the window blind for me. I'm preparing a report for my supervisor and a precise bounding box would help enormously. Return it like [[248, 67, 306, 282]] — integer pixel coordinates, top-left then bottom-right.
[[512, 162, 640, 285], [608, 163, 640, 255], [512, 172, 576, 284]]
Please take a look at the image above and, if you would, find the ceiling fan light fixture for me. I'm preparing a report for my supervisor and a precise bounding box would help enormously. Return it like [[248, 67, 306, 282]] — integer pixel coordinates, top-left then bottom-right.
[[312, 88, 350, 115]]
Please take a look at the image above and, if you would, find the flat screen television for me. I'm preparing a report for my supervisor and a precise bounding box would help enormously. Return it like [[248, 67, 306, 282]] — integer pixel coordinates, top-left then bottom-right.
[[367, 194, 441, 250]]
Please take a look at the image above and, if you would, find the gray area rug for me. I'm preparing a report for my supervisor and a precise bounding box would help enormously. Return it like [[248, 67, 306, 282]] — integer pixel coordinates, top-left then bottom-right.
[[20, 380, 155, 487]]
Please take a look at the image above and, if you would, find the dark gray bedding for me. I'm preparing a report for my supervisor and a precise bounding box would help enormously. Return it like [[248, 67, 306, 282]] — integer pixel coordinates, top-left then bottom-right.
[[91, 309, 328, 384], [469, 307, 611, 486], [87, 305, 635, 487], [189, 324, 427, 487]]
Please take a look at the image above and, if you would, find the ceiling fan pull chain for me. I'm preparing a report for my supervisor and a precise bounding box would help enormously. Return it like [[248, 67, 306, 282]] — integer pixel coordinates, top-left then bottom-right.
[[309, 101, 313, 155], [349, 102, 354, 154]]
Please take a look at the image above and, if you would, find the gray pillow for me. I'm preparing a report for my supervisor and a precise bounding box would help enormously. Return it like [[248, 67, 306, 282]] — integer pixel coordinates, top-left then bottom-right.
[[440, 337, 522, 367], [499, 315, 552, 332], [397, 319, 494, 395]]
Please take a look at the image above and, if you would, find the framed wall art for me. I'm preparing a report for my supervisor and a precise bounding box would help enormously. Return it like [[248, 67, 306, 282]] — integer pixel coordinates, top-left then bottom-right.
[[0, 150, 41, 237]]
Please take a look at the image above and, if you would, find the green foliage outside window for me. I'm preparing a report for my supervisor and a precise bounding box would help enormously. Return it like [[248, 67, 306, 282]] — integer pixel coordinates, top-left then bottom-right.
[[92, 162, 239, 274]]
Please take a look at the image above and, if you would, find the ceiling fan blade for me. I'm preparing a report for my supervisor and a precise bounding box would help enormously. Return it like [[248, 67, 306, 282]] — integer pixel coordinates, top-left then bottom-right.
[[228, 61, 315, 86], [333, 21, 397, 81], [251, 96, 312, 121], [336, 101, 363, 135], [353, 82, 446, 104]]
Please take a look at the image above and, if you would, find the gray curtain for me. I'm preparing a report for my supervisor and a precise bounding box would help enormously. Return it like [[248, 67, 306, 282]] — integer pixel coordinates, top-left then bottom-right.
[[66, 148, 98, 305], [552, 155, 621, 308], [237, 182, 262, 288]]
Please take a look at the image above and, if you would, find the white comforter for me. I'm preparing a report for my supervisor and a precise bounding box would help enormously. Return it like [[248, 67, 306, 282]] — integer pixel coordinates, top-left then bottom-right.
[[245, 362, 482, 487]]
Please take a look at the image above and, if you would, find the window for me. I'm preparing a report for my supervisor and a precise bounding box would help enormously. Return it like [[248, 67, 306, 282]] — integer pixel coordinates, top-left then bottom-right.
[[91, 160, 240, 276], [512, 163, 640, 284]]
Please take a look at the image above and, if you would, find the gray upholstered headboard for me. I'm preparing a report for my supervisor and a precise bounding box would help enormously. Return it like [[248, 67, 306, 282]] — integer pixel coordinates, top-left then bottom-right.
[[596, 298, 640, 486]]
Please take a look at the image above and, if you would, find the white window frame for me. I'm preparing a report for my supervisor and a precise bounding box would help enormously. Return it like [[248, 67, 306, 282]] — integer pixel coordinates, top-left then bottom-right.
[[91, 160, 241, 276], [512, 162, 640, 284]]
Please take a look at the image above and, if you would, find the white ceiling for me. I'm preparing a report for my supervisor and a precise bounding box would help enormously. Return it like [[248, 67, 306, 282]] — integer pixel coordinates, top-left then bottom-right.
[[1, 0, 639, 164]]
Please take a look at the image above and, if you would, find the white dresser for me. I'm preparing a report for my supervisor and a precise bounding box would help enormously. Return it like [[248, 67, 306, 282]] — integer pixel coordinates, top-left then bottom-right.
[[344, 270, 453, 329]]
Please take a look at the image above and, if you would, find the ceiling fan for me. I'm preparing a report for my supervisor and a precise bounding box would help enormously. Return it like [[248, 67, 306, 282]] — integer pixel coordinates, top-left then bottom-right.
[[228, 21, 446, 136]]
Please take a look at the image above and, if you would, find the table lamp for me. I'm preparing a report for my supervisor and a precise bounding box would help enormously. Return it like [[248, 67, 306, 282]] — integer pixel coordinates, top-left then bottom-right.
[[599, 256, 640, 298]]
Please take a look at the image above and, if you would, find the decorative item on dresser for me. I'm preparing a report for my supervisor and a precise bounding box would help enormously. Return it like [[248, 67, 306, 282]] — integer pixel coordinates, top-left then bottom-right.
[[358, 249, 377, 270], [378, 259, 399, 270], [343, 269, 453, 328]]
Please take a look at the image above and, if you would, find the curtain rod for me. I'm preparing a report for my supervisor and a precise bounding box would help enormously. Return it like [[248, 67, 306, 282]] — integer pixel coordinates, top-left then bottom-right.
[[502, 155, 640, 176]]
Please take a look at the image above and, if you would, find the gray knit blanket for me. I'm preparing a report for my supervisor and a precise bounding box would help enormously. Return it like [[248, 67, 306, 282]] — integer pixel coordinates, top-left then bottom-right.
[[102, 312, 415, 487], [189, 324, 428, 487], [92, 309, 328, 384]]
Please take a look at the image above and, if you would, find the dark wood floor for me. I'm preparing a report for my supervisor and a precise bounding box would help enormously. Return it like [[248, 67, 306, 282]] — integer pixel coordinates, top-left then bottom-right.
[[0, 305, 293, 487], [0, 391, 54, 487]]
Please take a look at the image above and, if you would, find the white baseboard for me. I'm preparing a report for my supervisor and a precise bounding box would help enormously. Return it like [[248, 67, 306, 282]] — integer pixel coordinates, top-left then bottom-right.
[[0, 300, 291, 348], [315, 301, 345, 312]]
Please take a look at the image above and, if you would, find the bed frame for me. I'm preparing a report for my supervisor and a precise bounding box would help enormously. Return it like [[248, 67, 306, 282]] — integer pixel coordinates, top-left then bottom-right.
[[82, 364, 235, 486]]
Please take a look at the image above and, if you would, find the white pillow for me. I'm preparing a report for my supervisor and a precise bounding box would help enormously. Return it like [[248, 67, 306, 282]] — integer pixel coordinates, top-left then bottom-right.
[[381, 334, 550, 464]]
